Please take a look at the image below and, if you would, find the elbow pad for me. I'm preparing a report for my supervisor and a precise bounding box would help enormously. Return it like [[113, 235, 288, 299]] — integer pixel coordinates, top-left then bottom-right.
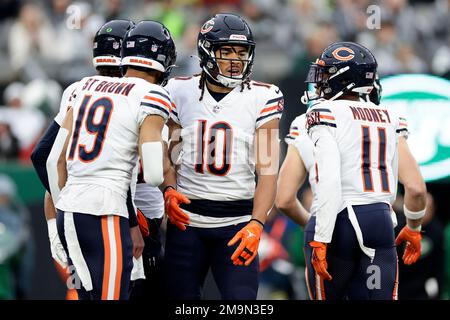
[[141, 141, 164, 187]]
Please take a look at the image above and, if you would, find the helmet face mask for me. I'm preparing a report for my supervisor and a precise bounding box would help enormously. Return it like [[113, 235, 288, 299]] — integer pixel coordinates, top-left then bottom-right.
[[302, 42, 377, 104], [197, 14, 255, 88]]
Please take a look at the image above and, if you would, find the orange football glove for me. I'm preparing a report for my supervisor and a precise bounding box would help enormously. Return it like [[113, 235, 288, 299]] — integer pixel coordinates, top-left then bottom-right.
[[310, 241, 332, 281], [395, 225, 422, 265], [164, 188, 191, 231], [136, 208, 150, 237], [227, 220, 263, 266]]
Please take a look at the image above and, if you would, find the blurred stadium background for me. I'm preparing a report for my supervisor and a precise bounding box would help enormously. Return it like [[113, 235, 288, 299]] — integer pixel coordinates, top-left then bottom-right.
[[0, 0, 449, 300]]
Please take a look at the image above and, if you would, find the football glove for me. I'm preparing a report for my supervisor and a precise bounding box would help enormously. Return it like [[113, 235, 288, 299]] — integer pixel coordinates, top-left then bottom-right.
[[164, 188, 191, 231], [227, 220, 263, 266], [136, 208, 150, 237], [47, 218, 68, 268], [309, 241, 332, 281], [395, 225, 422, 265]]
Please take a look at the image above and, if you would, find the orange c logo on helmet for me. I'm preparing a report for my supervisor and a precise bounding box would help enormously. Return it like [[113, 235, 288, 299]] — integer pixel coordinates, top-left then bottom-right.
[[200, 19, 215, 34], [331, 47, 355, 61]]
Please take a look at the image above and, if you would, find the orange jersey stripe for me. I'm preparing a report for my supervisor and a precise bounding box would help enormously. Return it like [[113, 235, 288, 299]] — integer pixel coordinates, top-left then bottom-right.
[[101, 216, 111, 300], [319, 115, 335, 121], [171, 102, 177, 110], [260, 105, 279, 114], [291, 132, 300, 136], [113, 216, 122, 300], [143, 96, 171, 111], [399, 122, 407, 127]]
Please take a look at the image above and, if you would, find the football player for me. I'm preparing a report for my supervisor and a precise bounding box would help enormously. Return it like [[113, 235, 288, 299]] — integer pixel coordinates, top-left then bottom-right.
[[366, 75, 427, 295], [301, 42, 425, 300], [45, 20, 176, 300], [30, 20, 146, 294], [161, 13, 283, 299]]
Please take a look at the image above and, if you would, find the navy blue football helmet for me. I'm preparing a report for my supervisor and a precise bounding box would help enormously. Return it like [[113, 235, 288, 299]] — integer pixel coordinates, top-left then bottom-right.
[[121, 20, 177, 86], [302, 42, 377, 104], [93, 19, 135, 68], [197, 13, 255, 88]]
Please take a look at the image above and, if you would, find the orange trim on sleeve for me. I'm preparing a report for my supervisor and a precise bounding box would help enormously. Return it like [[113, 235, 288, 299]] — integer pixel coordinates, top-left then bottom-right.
[[143, 96, 171, 111], [319, 115, 335, 121], [260, 105, 279, 114]]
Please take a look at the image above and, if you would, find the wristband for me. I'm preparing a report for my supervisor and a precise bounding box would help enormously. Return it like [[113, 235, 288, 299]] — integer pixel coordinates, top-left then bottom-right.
[[404, 205, 426, 220], [163, 185, 175, 195], [250, 218, 264, 228]]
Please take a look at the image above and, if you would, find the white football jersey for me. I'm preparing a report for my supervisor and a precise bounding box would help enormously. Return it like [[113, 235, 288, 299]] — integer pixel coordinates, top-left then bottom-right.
[[285, 114, 318, 215], [307, 99, 407, 209], [56, 75, 172, 218], [165, 76, 284, 201], [54, 81, 79, 126]]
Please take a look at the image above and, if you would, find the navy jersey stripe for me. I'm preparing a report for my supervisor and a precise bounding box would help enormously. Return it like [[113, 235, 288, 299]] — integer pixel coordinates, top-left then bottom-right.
[[141, 102, 169, 116], [256, 110, 282, 122], [265, 96, 283, 105], [310, 108, 332, 113], [149, 90, 171, 102]]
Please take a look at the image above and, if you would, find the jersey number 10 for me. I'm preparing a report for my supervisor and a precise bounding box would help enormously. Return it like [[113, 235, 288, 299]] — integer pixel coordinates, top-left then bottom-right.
[[195, 120, 233, 176], [68, 95, 113, 162]]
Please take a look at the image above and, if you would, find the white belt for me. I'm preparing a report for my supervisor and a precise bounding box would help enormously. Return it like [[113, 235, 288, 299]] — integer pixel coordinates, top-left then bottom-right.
[[345, 203, 376, 263]]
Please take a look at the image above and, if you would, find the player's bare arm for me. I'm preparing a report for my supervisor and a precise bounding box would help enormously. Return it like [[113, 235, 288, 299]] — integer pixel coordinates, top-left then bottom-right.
[[275, 144, 310, 227], [160, 118, 182, 191], [228, 118, 280, 266], [253, 118, 280, 225], [161, 118, 190, 230], [398, 136, 427, 227], [56, 107, 73, 190], [46, 107, 73, 204], [395, 135, 427, 265]]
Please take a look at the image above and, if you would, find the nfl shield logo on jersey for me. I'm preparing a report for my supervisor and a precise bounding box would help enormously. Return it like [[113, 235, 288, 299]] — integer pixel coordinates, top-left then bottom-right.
[[213, 105, 221, 113]]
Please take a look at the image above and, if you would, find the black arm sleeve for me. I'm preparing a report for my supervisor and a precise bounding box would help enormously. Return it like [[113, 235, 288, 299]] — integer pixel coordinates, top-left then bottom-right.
[[127, 187, 138, 228], [30, 121, 61, 193]]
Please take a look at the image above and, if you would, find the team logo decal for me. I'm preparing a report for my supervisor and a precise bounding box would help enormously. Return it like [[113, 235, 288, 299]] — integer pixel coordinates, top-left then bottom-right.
[[200, 19, 215, 34], [306, 111, 321, 130], [331, 47, 355, 61]]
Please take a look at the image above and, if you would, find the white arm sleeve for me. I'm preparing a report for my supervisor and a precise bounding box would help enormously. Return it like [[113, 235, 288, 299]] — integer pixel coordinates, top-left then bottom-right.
[[46, 127, 69, 205], [309, 126, 342, 243], [141, 141, 164, 187]]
